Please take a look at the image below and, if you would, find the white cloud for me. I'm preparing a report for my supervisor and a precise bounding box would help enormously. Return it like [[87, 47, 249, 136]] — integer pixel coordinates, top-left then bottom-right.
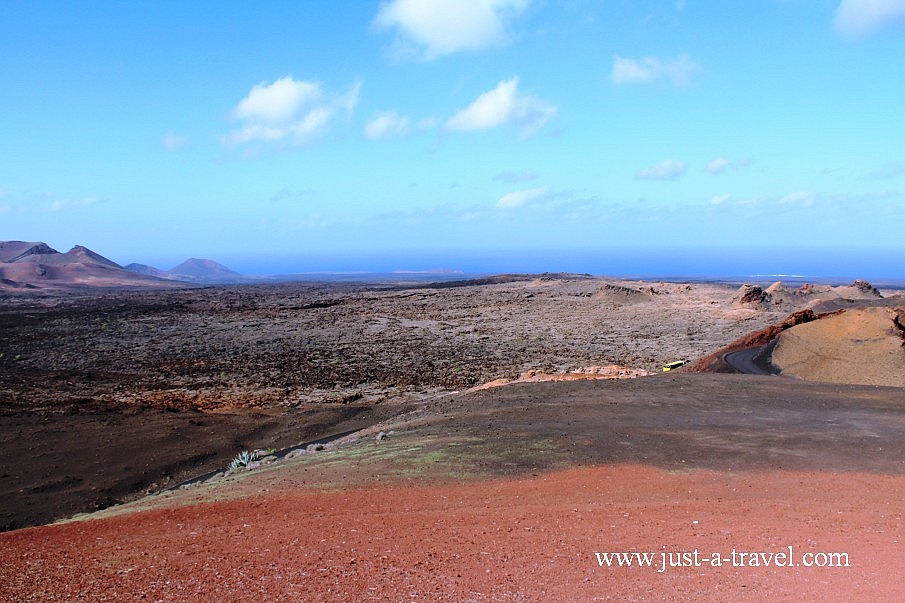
[[637, 159, 689, 181], [706, 157, 753, 174], [162, 132, 187, 151], [44, 196, 105, 213], [373, 0, 530, 60], [365, 111, 411, 140], [224, 76, 359, 147], [446, 77, 556, 134], [611, 54, 700, 87], [711, 193, 731, 205], [337, 78, 362, 113], [233, 77, 322, 125], [780, 191, 816, 206], [706, 158, 731, 174], [835, 0, 905, 36], [496, 186, 552, 209]]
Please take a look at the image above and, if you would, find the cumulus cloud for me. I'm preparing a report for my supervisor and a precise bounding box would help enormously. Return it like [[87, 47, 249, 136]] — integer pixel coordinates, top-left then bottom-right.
[[611, 54, 700, 87], [233, 77, 322, 125], [496, 186, 552, 209], [224, 76, 360, 147], [373, 0, 530, 60], [446, 77, 556, 134], [706, 157, 753, 174], [637, 159, 689, 181], [365, 111, 411, 140], [834, 0, 905, 36]]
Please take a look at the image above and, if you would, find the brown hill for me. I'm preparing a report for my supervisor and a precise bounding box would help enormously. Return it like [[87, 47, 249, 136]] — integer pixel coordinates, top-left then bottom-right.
[[731, 279, 888, 312], [686, 309, 828, 373], [691, 297, 905, 387], [0, 241, 59, 262], [0, 240, 186, 292], [771, 306, 905, 387], [593, 282, 653, 305], [10, 244, 122, 269], [124, 263, 186, 281], [730, 283, 774, 309], [832, 278, 883, 300], [169, 258, 245, 283]]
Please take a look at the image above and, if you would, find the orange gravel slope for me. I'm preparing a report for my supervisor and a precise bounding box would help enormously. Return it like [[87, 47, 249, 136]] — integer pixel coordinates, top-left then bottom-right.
[[3, 465, 903, 602]]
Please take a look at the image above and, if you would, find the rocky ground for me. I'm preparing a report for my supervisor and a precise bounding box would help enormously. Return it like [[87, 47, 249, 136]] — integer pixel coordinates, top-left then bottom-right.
[[0, 276, 778, 412], [2, 274, 905, 600], [2, 275, 785, 530]]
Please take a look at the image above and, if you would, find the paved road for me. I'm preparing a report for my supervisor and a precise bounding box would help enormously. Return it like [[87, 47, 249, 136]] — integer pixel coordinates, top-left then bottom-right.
[[723, 347, 775, 375]]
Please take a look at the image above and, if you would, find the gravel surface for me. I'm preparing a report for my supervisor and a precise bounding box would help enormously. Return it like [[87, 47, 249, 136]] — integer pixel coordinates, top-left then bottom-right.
[[0, 277, 778, 412], [3, 277, 905, 600], [0, 276, 781, 531]]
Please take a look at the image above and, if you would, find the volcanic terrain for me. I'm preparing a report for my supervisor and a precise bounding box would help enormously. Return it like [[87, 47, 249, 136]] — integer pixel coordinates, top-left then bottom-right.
[[0, 240, 254, 291], [0, 241, 183, 291], [1, 272, 904, 600]]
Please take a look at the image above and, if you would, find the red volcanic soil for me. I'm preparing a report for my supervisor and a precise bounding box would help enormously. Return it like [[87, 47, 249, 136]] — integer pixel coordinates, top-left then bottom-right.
[[4, 373, 905, 600], [2, 466, 903, 601]]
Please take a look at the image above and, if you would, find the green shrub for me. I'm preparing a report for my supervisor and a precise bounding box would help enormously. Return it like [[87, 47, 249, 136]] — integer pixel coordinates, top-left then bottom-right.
[[229, 450, 259, 470]]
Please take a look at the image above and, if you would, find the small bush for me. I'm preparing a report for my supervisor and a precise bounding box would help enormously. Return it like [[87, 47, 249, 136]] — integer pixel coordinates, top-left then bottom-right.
[[229, 450, 259, 470]]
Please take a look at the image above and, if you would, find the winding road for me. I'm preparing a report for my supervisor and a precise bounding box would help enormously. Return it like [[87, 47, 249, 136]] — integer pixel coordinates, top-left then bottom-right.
[[722, 346, 776, 375]]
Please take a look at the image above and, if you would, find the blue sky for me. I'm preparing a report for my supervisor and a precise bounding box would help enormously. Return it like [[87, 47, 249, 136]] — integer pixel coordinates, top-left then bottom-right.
[[1, 0, 903, 277]]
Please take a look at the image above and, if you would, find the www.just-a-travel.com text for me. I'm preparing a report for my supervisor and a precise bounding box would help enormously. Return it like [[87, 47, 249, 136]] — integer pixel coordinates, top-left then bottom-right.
[[594, 547, 850, 573]]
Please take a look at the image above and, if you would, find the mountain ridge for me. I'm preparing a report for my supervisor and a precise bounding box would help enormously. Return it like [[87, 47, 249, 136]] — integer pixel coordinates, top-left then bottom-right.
[[169, 258, 244, 280], [0, 240, 192, 292]]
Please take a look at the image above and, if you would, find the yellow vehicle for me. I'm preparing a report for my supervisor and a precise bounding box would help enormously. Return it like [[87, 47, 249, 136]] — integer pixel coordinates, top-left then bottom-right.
[[662, 360, 687, 372]]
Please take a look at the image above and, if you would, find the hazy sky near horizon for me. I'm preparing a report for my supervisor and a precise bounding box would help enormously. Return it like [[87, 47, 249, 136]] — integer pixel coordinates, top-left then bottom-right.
[[1, 1, 903, 276]]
